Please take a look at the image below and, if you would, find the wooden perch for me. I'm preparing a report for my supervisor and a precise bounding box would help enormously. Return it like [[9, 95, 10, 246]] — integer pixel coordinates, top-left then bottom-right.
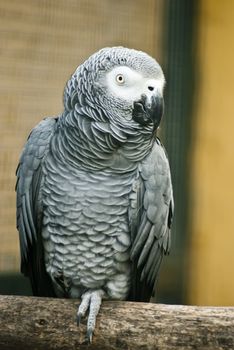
[[0, 296, 234, 350]]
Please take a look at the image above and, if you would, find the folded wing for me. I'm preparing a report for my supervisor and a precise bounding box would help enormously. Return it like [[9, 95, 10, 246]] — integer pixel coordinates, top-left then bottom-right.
[[128, 139, 174, 301], [16, 117, 57, 296]]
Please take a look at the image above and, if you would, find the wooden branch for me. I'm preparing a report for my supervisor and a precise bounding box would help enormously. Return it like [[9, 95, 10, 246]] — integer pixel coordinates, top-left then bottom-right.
[[0, 296, 234, 350]]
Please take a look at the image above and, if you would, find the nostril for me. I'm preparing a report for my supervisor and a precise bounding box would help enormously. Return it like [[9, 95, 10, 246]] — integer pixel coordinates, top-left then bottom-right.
[[148, 86, 154, 91]]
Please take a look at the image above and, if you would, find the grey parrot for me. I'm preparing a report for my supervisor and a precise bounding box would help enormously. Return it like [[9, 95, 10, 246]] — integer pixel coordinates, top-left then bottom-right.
[[16, 47, 173, 342]]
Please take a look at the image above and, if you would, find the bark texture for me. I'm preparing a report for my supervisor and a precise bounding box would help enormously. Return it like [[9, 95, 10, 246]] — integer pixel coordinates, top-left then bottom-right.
[[0, 295, 233, 350]]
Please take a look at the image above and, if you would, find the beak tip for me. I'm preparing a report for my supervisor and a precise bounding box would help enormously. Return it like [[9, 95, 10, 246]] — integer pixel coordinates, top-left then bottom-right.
[[132, 93, 164, 128]]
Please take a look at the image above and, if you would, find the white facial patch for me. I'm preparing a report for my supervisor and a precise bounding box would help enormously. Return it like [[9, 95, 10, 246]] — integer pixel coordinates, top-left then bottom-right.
[[106, 66, 165, 102]]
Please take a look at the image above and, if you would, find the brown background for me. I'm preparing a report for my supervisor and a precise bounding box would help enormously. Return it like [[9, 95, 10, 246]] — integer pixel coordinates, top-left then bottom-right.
[[0, 0, 163, 270]]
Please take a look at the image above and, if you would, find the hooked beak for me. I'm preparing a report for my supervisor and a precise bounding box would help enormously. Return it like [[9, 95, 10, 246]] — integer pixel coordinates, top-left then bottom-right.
[[132, 93, 164, 129]]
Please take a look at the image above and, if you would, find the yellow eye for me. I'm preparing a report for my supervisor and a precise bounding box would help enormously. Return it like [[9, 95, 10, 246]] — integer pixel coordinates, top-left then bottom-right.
[[116, 74, 125, 85]]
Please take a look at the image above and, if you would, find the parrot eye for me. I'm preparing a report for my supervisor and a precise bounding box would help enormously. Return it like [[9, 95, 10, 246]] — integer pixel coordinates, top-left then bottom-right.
[[115, 74, 125, 85]]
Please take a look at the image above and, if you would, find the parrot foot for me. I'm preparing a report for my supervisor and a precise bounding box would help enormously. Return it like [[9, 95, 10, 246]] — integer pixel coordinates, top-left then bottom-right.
[[77, 289, 105, 343]]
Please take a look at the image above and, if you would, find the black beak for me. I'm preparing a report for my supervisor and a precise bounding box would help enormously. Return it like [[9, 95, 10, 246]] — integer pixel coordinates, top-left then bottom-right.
[[132, 94, 164, 129]]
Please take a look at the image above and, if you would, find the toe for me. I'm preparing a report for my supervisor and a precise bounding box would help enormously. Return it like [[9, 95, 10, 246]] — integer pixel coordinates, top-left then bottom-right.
[[86, 328, 93, 343], [76, 291, 92, 325], [77, 289, 105, 342]]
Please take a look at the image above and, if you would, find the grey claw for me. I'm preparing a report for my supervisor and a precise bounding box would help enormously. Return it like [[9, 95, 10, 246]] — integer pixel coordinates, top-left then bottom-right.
[[86, 328, 93, 343], [76, 312, 83, 326]]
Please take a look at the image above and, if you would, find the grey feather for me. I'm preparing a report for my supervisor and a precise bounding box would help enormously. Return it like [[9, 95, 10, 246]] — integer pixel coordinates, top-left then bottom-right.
[[16, 117, 57, 296], [128, 139, 173, 300]]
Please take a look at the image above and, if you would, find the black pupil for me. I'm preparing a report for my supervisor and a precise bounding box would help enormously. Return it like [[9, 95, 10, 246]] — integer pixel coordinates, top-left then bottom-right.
[[118, 76, 123, 81]]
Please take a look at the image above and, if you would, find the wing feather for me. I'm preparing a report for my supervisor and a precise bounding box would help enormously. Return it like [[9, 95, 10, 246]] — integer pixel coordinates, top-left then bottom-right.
[[16, 117, 57, 296], [128, 139, 174, 301]]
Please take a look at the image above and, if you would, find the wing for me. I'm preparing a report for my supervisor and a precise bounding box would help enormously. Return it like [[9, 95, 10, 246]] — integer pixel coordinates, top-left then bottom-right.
[[128, 138, 174, 301], [16, 117, 57, 296]]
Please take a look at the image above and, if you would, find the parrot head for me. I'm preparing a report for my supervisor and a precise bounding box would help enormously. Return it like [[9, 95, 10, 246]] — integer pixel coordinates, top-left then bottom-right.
[[63, 47, 165, 133]]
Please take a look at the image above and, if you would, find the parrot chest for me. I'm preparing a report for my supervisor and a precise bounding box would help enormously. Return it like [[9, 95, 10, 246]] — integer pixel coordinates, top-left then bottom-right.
[[41, 156, 136, 298]]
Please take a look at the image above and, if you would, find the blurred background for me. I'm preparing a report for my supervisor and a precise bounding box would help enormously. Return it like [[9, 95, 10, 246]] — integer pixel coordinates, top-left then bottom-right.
[[0, 0, 234, 306]]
